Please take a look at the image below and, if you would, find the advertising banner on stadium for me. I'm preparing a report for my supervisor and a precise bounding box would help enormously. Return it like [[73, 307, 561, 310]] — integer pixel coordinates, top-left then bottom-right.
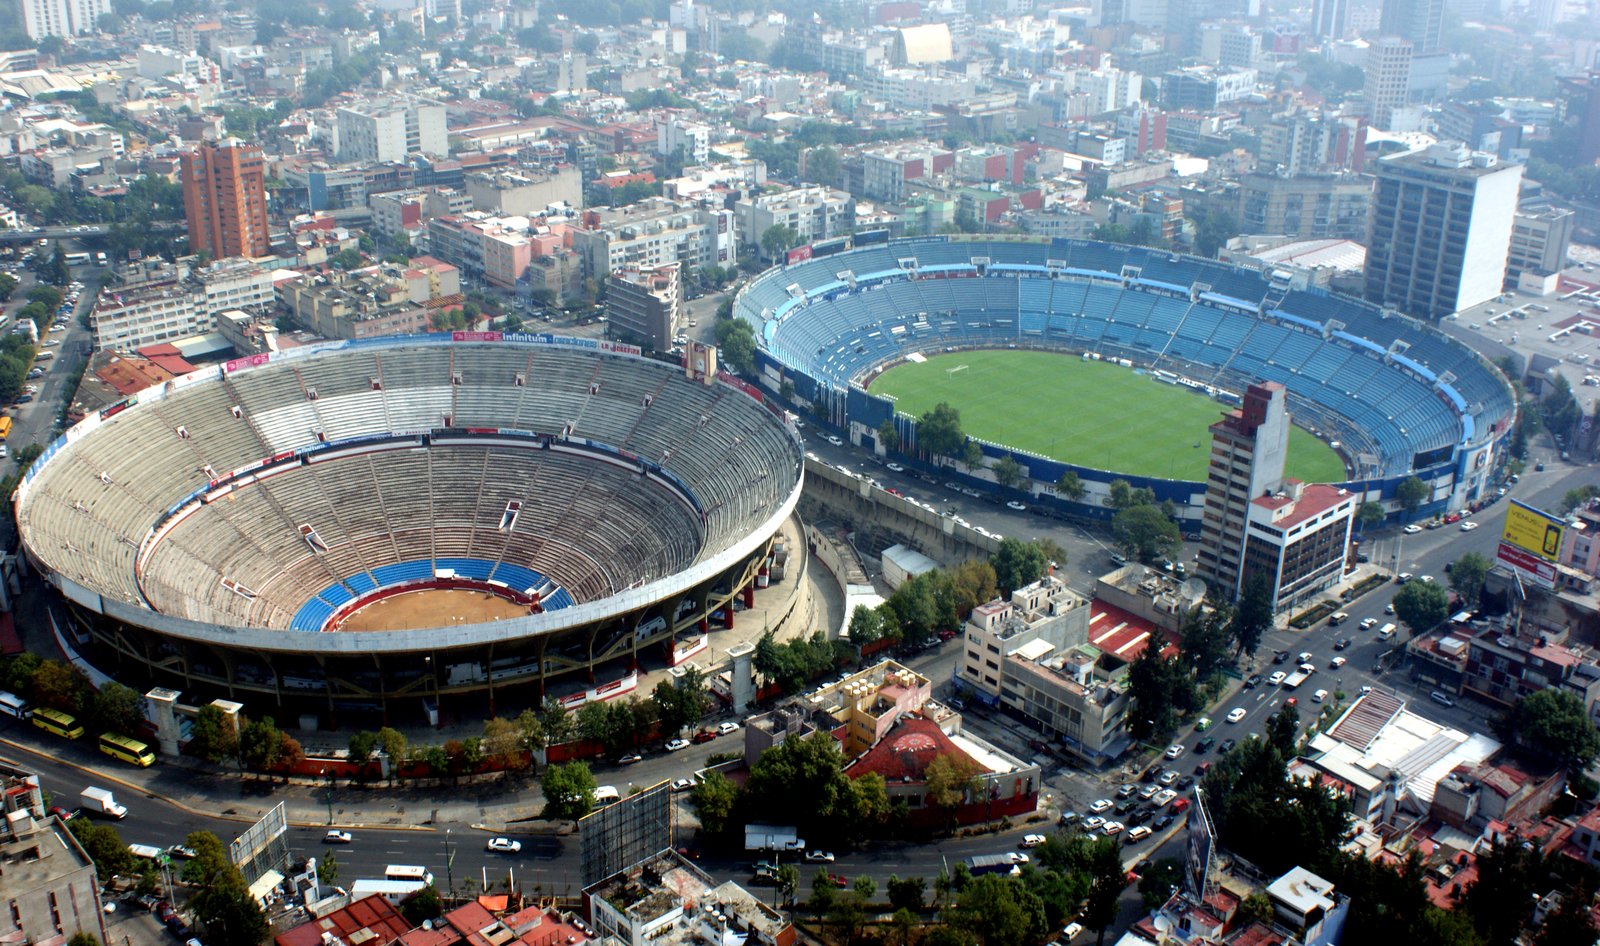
[[1497, 499, 1566, 589]]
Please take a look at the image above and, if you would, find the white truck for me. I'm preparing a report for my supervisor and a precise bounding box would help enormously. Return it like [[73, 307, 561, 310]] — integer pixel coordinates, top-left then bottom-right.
[[745, 823, 804, 852], [80, 786, 127, 819], [1282, 667, 1313, 690]]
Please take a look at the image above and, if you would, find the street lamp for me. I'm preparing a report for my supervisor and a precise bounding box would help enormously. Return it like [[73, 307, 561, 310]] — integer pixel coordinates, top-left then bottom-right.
[[322, 767, 334, 825], [445, 828, 455, 897]]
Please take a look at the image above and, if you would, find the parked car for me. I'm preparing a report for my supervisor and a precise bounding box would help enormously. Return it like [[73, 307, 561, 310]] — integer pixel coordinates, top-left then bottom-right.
[[670, 778, 694, 793], [1164, 744, 1185, 759], [1021, 834, 1047, 848], [717, 721, 740, 735], [692, 730, 717, 743], [664, 738, 690, 752], [616, 753, 643, 765], [805, 851, 836, 863]]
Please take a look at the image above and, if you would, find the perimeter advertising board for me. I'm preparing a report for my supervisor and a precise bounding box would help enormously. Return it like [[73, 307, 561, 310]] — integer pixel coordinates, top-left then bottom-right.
[[1497, 500, 1565, 589]]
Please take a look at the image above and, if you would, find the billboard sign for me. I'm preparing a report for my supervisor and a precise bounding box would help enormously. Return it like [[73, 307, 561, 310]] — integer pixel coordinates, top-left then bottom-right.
[[578, 781, 672, 886], [1502, 500, 1565, 561], [230, 801, 290, 889], [1498, 500, 1565, 589]]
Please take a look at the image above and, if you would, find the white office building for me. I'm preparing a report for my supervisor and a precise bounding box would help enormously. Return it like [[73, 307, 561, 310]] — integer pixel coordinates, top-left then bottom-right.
[[18, 0, 107, 40], [336, 99, 448, 164]]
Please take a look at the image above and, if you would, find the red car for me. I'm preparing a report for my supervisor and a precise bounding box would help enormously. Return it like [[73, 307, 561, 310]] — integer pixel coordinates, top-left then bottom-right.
[[692, 730, 717, 743], [828, 873, 849, 888]]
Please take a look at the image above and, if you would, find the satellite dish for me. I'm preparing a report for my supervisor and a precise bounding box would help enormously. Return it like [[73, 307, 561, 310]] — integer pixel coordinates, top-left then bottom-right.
[[1182, 577, 1206, 599], [1153, 916, 1173, 932]]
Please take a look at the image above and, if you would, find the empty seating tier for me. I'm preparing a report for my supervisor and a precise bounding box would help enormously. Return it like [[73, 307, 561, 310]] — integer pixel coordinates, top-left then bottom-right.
[[17, 339, 803, 639]]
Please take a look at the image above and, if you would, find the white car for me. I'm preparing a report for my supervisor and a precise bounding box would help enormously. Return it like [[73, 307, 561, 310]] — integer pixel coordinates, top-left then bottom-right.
[[1083, 815, 1106, 830], [664, 738, 690, 752], [1088, 798, 1114, 814], [1460, 521, 1479, 531], [323, 830, 352, 844], [1004, 851, 1030, 864], [805, 850, 836, 863], [1021, 834, 1047, 848], [1403, 524, 1422, 534], [1100, 821, 1125, 836], [886, 462, 905, 473], [1006, 501, 1027, 511], [1165, 744, 1185, 759], [825, 435, 843, 446], [1360, 618, 1378, 630], [1226, 707, 1247, 723], [717, 721, 740, 735], [1153, 789, 1177, 806], [670, 778, 695, 793], [1330, 656, 1347, 669], [486, 837, 523, 853], [1063, 922, 1085, 941], [1268, 671, 1287, 686]]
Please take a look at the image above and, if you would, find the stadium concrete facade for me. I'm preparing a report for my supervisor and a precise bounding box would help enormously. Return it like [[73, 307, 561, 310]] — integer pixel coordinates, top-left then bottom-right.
[[14, 334, 804, 721], [736, 236, 1515, 525]]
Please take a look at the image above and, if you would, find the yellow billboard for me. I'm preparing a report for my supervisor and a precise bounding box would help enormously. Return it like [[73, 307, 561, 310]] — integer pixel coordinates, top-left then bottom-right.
[[1502, 500, 1565, 562]]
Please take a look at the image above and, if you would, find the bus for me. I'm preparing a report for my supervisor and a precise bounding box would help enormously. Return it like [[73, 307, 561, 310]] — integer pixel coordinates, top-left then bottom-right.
[[33, 708, 83, 740], [0, 416, 14, 441], [63, 252, 88, 266], [0, 690, 28, 719], [98, 733, 155, 767], [385, 865, 434, 886]]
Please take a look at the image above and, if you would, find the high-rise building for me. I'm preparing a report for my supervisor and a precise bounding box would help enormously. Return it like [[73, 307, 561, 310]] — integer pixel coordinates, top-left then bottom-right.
[[1311, 0, 1349, 38], [1364, 37, 1413, 131], [335, 99, 448, 164], [180, 139, 270, 260], [1363, 141, 1522, 321], [1379, 0, 1443, 52], [1196, 382, 1290, 600], [1558, 73, 1600, 165], [18, 0, 108, 40], [606, 262, 680, 352]]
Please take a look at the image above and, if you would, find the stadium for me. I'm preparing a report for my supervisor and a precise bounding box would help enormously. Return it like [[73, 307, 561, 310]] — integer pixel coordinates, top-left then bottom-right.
[[736, 236, 1516, 520], [13, 335, 804, 720]]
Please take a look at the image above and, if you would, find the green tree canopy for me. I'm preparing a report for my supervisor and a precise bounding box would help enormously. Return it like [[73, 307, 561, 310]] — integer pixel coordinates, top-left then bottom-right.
[[712, 316, 757, 374], [1392, 580, 1450, 636], [991, 537, 1048, 593], [1112, 503, 1182, 563], [1449, 552, 1491, 609], [1395, 476, 1430, 515], [917, 402, 966, 458], [1498, 689, 1600, 770], [540, 761, 598, 819]]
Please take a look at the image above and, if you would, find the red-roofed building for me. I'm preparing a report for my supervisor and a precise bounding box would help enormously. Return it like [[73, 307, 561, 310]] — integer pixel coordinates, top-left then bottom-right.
[[1242, 479, 1358, 614], [844, 714, 1038, 825], [274, 895, 412, 946], [1432, 759, 1565, 831]]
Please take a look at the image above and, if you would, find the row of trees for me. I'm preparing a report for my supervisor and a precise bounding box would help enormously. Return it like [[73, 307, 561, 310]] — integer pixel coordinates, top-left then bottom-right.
[[0, 653, 147, 737]]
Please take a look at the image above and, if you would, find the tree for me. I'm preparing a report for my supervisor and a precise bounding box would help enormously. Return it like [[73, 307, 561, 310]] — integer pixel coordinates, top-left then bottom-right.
[[1392, 580, 1450, 636], [1265, 702, 1300, 755], [1128, 645, 1193, 741], [1055, 470, 1085, 502], [1449, 552, 1491, 609], [924, 752, 980, 814], [317, 852, 340, 884], [917, 402, 966, 459], [43, 244, 69, 286], [848, 603, 885, 645], [347, 730, 378, 774], [1396, 476, 1430, 516], [69, 818, 131, 878], [481, 717, 527, 773], [539, 698, 574, 747], [949, 560, 998, 618], [1563, 485, 1600, 514], [1113, 503, 1182, 563], [1500, 689, 1600, 770], [239, 716, 284, 771], [742, 732, 858, 842], [188, 704, 239, 764], [961, 440, 985, 471], [1181, 606, 1234, 683], [68, 934, 100, 946], [760, 223, 802, 262], [1139, 858, 1184, 909], [399, 886, 443, 926], [376, 726, 409, 773], [1229, 572, 1273, 657], [28, 659, 85, 713], [89, 682, 144, 735], [652, 667, 709, 735], [713, 317, 757, 374], [690, 769, 739, 835], [0, 273, 16, 302], [1358, 501, 1385, 532], [887, 875, 927, 912], [1081, 836, 1129, 946], [1462, 838, 1546, 946], [947, 873, 1049, 946], [992, 454, 1024, 490], [182, 830, 269, 945], [541, 761, 598, 819], [877, 418, 900, 452], [991, 537, 1048, 593]]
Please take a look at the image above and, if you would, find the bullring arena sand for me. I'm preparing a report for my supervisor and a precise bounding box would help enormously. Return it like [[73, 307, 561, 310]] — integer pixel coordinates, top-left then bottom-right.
[[334, 588, 532, 631]]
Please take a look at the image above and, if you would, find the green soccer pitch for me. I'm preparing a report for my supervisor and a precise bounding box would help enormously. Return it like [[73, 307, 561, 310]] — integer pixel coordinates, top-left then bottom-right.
[[868, 350, 1349, 483]]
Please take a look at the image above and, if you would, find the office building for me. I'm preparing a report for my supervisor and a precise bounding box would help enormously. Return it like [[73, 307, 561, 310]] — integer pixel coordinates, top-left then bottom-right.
[[1363, 141, 1522, 321], [89, 257, 277, 351], [1507, 206, 1574, 284], [571, 198, 736, 279], [0, 761, 108, 944], [1243, 481, 1357, 613], [734, 185, 854, 252], [463, 166, 582, 216], [1558, 73, 1600, 165], [1380, 0, 1443, 53], [655, 114, 710, 165], [336, 99, 448, 163], [1312, 0, 1350, 38], [18, 0, 108, 40], [1364, 37, 1413, 131], [181, 140, 270, 260], [1238, 172, 1372, 241], [1160, 66, 1258, 110], [606, 263, 680, 352], [1196, 382, 1290, 599]]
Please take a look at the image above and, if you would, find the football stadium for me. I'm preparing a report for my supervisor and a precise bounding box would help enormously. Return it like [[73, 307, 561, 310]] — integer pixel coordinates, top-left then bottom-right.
[[14, 335, 804, 717], [736, 236, 1515, 519]]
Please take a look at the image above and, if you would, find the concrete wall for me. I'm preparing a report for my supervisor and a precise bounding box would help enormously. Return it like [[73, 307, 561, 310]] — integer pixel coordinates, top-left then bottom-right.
[[799, 458, 999, 570]]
